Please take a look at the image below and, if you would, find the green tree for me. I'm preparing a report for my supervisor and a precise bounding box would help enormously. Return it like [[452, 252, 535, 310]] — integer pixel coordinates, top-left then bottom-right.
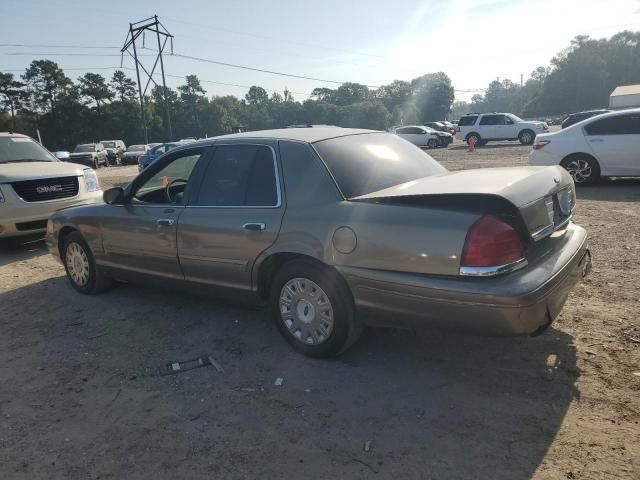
[[110, 70, 137, 102], [22, 60, 71, 113], [245, 86, 269, 105], [0, 72, 26, 130], [411, 72, 455, 121], [78, 73, 113, 115]]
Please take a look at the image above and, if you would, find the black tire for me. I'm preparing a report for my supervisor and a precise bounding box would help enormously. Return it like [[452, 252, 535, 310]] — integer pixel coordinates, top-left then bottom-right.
[[427, 138, 438, 149], [560, 155, 601, 185], [62, 232, 112, 294], [466, 132, 481, 146], [518, 129, 535, 145], [269, 260, 362, 357]]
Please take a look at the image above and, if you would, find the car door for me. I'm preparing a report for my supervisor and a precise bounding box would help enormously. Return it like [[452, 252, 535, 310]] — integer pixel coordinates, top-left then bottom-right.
[[584, 113, 640, 175], [478, 114, 498, 139], [99, 146, 208, 279], [96, 143, 106, 164], [177, 141, 285, 292], [493, 115, 517, 139]]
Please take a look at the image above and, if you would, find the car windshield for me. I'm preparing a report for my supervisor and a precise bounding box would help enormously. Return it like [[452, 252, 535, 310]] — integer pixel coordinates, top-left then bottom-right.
[[0, 137, 58, 163], [314, 133, 447, 198], [128, 145, 145, 152], [102, 141, 116, 148], [508, 114, 524, 123], [74, 144, 95, 153]]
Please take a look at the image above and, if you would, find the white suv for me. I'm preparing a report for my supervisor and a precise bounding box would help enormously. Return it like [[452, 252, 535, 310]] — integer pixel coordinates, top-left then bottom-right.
[[0, 132, 103, 246], [455, 113, 548, 146]]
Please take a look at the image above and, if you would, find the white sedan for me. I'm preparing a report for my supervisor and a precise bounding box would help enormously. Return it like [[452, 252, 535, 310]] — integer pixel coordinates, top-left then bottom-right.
[[529, 108, 640, 184], [392, 125, 441, 148]]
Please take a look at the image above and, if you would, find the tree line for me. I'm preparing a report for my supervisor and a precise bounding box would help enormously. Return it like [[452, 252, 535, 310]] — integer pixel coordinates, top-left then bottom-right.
[[0, 31, 638, 150]]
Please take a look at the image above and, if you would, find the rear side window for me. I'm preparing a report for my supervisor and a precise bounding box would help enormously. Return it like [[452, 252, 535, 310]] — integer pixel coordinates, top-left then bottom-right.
[[458, 115, 478, 126], [397, 127, 423, 134], [584, 114, 640, 135], [479, 115, 498, 125], [193, 144, 279, 207]]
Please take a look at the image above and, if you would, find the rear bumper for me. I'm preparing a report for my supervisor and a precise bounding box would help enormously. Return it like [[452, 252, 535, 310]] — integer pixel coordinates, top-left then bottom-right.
[[337, 223, 590, 335]]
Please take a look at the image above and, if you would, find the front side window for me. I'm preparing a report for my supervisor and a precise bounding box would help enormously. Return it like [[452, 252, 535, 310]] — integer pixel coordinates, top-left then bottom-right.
[[314, 132, 446, 198], [193, 145, 279, 207], [479, 115, 498, 126], [134, 150, 203, 204], [584, 114, 640, 135], [128, 145, 146, 152]]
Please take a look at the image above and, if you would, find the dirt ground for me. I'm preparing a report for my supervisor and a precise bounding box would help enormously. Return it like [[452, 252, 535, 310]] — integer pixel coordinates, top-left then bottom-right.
[[1, 140, 638, 480]]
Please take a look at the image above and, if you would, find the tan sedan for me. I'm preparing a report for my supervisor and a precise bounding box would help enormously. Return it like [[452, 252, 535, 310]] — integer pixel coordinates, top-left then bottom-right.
[[45, 127, 591, 357]]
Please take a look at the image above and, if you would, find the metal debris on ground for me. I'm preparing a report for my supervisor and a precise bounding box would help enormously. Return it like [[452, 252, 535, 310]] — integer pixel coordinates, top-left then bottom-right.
[[274, 377, 284, 386], [160, 356, 224, 376], [364, 440, 372, 452]]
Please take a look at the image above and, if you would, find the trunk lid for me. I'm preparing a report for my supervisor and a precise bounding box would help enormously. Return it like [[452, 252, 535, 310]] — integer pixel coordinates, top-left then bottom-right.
[[353, 166, 575, 242]]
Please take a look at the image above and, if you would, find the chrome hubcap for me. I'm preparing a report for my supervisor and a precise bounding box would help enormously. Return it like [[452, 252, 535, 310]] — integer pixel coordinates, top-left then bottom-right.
[[522, 133, 532, 143], [565, 159, 592, 183], [66, 242, 90, 286], [279, 277, 334, 345]]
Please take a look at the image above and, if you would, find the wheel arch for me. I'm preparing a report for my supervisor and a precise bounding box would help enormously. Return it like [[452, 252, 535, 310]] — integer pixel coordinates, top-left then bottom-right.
[[465, 131, 481, 141], [255, 251, 351, 301], [57, 225, 79, 259]]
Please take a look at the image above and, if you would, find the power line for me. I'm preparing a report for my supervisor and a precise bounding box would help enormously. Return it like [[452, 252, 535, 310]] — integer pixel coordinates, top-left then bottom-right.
[[168, 52, 379, 88], [0, 43, 120, 49], [5, 52, 155, 57]]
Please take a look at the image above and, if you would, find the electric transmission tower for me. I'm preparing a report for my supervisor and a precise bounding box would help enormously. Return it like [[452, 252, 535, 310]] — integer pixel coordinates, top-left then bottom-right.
[[121, 15, 174, 143]]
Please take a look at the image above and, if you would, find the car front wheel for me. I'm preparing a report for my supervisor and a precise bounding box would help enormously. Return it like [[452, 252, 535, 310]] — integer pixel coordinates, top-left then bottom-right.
[[63, 232, 112, 294], [561, 155, 600, 185], [518, 129, 535, 145], [269, 260, 362, 357]]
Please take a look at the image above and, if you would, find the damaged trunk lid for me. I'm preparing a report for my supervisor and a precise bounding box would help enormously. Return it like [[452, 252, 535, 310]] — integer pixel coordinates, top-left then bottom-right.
[[352, 166, 576, 242]]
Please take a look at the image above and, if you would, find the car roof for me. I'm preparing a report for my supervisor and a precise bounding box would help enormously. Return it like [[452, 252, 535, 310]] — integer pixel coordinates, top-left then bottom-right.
[[198, 127, 379, 144], [0, 132, 31, 138]]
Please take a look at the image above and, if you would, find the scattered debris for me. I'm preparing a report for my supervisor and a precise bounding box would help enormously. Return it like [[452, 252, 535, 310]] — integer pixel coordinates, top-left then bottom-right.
[[111, 389, 121, 404], [633, 372, 640, 378], [274, 377, 284, 387], [364, 440, 372, 452], [546, 354, 558, 368], [622, 332, 640, 344], [585, 350, 597, 356], [349, 455, 379, 474], [304, 388, 311, 393], [161, 356, 223, 376]]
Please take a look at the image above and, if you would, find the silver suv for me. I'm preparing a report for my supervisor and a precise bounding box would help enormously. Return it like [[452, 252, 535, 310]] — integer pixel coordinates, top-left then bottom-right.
[[0, 133, 103, 245]]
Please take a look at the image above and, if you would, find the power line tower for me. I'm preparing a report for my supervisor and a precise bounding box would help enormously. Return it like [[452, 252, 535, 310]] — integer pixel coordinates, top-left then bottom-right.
[[121, 15, 174, 143]]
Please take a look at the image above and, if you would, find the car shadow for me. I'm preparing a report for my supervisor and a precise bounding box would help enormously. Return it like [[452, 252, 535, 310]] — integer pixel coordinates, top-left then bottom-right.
[[0, 277, 578, 479], [0, 237, 48, 267], [577, 177, 640, 202]]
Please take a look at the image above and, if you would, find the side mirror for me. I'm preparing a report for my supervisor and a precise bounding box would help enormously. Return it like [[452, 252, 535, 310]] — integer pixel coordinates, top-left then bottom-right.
[[103, 187, 126, 205], [53, 151, 70, 160]]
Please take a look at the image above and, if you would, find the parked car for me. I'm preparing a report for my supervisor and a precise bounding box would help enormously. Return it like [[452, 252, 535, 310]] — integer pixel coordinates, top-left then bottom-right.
[[0, 132, 102, 246], [392, 125, 443, 148], [529, 108, 640, 184], [121, 144, 149, 165], [99, 140, 126, 165], [424, 121, 456, 135], [138, 142, 181, 172], [455, 113, 548, 146], [439, 121, 457, 133], [561, 110, 610, 129], [68, 143, 108, 169], [46, 128, 590, 357], [148, 143, 163, 149]]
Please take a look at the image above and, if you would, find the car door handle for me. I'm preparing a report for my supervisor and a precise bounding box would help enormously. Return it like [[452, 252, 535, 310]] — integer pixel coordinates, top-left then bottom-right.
[[242, 222, 266, 231], [157, 218, 175, 227]]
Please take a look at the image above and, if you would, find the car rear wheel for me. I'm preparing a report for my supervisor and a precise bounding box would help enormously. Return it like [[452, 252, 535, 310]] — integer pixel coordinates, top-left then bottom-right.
[[427, 138, 438, 149], [269, 260, 362, 357], [561, 155, 600, 185], [518, 129, 535, 145], [63, 232, 112, 294]]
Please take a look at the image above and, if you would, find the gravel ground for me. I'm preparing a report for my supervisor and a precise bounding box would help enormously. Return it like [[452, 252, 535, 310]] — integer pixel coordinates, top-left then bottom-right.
[[1, 140, 638, 480]]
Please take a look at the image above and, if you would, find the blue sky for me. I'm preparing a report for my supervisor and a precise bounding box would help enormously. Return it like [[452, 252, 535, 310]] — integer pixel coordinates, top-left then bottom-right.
[[2, 0, 639, 101]]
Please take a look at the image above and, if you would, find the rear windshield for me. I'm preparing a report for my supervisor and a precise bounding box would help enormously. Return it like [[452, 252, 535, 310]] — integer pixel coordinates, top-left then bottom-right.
[[128, 145, 146, 151], [0, 137, 57, 163], [102, 141, 116, 148], [458, 115, 478, 126], [313, 133, 446, 198], [74, 144, 95, 153]]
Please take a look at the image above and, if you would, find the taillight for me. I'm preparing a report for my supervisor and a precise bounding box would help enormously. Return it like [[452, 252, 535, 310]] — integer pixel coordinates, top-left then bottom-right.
[[533, 139, 550, 150], [461, 215, 525, 269]]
